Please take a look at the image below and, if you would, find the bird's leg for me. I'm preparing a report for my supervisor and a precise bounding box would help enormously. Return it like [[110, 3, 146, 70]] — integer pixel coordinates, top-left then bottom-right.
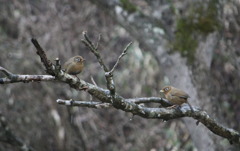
[[167, 105, 182, 112], [74, 75, 80, 81], [186, 102, 194, 112]]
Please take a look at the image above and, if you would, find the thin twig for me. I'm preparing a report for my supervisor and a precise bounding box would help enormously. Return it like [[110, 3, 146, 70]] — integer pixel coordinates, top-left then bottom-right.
[[90, 76, 98, 86], [0, 66, 15, 78], [95, 34, 101, 50], [81, 32, 116, 95], [109, 41, 132, 74], [82, 31, 95, 49], [81, 31, 109, 72]]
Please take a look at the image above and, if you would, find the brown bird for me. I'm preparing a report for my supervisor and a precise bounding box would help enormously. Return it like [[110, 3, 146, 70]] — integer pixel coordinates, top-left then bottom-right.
[[160, 86, 193, 111], [63, 56, 85, 75]]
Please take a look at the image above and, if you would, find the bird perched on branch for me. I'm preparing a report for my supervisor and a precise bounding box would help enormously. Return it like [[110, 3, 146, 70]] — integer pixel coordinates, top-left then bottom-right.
[[160, 86, 193, 111], [63, 56, 85, 75]]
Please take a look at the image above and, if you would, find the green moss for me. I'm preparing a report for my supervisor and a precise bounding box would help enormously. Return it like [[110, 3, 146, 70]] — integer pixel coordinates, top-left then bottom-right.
[[173, 18, 198, 63], [120, 0, 137, 13], [193, 0, 221, 33], [172, 0, 220, 63]]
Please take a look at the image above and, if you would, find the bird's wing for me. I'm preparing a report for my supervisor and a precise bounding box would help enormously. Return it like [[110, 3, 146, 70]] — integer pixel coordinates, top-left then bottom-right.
[[63, 61, 71, 70], [171, 91, 190, 99]]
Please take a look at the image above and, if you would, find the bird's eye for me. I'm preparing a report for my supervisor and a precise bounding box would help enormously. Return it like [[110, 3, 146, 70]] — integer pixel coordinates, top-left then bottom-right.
[[75, 58, 80, 62], [164, 87, 169, 91]]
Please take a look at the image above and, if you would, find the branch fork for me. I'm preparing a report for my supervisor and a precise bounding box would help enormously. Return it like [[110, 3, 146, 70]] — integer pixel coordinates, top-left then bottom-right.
[[81, 31, 132, 96]]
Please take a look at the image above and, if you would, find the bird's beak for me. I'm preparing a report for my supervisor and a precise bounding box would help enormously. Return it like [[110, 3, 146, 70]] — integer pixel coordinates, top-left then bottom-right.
[[159, 90, 164, 93]]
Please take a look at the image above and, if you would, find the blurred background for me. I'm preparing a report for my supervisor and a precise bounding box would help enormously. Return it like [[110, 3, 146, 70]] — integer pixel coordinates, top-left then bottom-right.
[[0, 0, 239, 151]]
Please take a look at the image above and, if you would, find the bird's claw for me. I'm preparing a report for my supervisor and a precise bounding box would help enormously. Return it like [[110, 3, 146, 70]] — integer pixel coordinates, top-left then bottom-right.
[[167, 105, 178, 109], [80, 86, 89, 91]]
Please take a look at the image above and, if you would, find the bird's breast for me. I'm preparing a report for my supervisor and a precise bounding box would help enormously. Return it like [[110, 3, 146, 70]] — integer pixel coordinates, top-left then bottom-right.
[[66, 63, 84, 75]]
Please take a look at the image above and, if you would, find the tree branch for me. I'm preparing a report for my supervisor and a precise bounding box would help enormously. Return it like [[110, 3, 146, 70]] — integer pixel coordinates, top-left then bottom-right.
[[31, 38, 55, 75], [58, 98, 239, 144], [81, 32, 118, 96], [56, 99, 112, 108], [81, 32, 132, 97], [0, 66, 14, 78], [95, 33, 101, 50], [126, 97, 171, 107], [108, 41, 132, 74], [81, 32, 109, 72], [0, 66, 55, 84], [1, 37, 239, 144]]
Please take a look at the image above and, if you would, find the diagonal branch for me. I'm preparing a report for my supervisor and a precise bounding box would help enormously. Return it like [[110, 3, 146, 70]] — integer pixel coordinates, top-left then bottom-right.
[[81, 32, 132, 97], [31, 38, 55, 75], [0, 66, 14, 78], [81, 32, 116, 95], [95, 33, 101, 50], [81, 32, 109, 72], [108, 41, 132, 75]]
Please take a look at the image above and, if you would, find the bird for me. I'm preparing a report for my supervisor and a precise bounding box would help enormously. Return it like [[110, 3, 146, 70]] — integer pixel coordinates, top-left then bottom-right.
[[63, 56, 85, 75], [160, 86, 193, 111]]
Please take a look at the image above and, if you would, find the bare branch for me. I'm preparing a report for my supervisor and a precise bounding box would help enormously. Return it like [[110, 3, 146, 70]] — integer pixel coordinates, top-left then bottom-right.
[[113, 98, 240, 144], [95, 34, 101, 50], [108, 41, 132, 74], [0, 66, 55, 84], [81, 32, 116, 95], [126, 97, 172, 107], [31, 38, 55, 75], [0, 75, 55, 84], [0, 66, 14, 78], [56, 99, 111, 108], [90, 76, 98, 86], [82, 33, 132, 97], [81, 31, 109, 72]]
